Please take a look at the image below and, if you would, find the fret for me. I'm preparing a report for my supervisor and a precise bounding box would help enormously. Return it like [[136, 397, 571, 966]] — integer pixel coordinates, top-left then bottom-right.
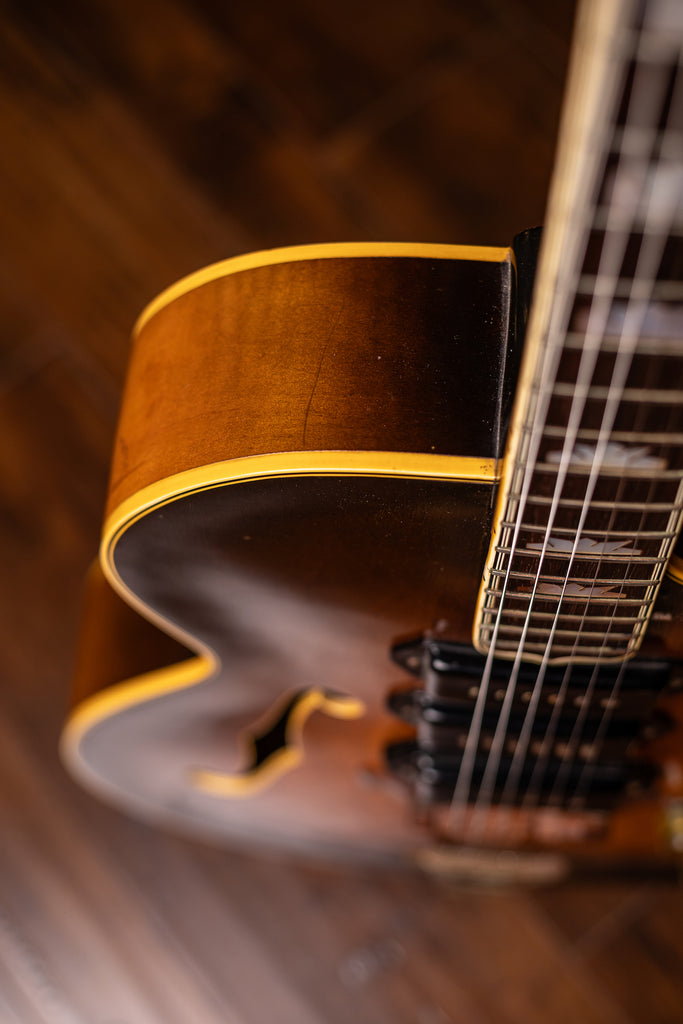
[[627, 24, 683, 62], [472, 0, 683, 666], [500, 505, 679, 537], [588, 187, 683, 250], [550, 383, 683, 403], [560, 334, 682, 355], [573, 233, 681, 286], [479, 625, 636, 641], [498, 522, 679, 540], [635, 13, 683, 54], [480, 609, 648, 625], [522, 496, 683, 511], [545, 180, 682, 242], [485, 635, 639, 653], [483, 589, 654, 608], [592, 207, 683, 231], [532, 462, 680, 479], [540, 426, 683, 444], [610, 126, 683, 158], [491, 524, 679, 540], [489, 641, 636, 658], [497, 547, 668, 565], [487, 568, 657, 587], [576, 277, 683, 300], [551, 360, 683, 406]]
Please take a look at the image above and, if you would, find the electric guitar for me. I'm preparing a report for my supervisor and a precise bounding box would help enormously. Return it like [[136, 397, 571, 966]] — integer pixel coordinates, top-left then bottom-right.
[[63, 0, 683, 882]]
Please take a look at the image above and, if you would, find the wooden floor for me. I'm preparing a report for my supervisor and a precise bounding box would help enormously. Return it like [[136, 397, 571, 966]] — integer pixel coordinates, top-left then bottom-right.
[[1, 0, 683, 1021]]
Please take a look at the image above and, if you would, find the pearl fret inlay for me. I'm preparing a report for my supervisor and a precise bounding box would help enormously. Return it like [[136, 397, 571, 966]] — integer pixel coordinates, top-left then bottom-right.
[[527, 537, 643, 556], [545, 442, 668, 469]]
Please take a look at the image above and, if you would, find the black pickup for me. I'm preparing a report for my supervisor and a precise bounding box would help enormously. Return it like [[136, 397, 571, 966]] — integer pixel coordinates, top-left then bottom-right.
[[386, 637, 674, 810]]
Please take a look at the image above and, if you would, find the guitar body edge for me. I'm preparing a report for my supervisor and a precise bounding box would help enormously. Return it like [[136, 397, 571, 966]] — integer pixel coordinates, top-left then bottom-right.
[[63, 244, 683, 873]]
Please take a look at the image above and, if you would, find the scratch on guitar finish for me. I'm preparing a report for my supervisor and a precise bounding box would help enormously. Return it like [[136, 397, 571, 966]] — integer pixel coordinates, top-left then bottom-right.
[[302, 299, 346, 446]]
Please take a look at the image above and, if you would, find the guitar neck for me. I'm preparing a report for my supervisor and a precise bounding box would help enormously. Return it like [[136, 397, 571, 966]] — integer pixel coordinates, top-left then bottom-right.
[[474, 0, 683, 664]]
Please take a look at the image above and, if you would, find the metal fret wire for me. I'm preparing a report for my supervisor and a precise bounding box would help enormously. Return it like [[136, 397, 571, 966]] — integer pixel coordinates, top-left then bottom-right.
[[446, 1, 631, 835], [468, 36, 646, 830], [550, 383, 682, 400], [489, 568, 664, 581], [547, 29, 683, 811], [500, 230, 667, 813], [507, 20, 683, 817], [567, 351, 683, 799], [541, 411, 671, 784], [449, 0, 683, 835], [571, 455, 683, 803]]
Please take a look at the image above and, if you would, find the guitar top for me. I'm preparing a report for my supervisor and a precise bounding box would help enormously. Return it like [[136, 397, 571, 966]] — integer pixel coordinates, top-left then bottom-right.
[[63, 0, 683, 881]]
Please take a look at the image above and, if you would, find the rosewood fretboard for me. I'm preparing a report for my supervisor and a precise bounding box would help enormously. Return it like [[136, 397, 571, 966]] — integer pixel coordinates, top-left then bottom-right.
[[475, 0, 683, 665]]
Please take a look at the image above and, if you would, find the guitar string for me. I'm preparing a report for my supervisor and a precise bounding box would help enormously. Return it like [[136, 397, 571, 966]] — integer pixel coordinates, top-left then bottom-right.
[[570, 276, 683, 803], [554, 31, 683, 810], [447, 31, 631, 838], [515, 360, 682, 811], [512, 36, 683, 818], [459, 6, 641, 839], [511, 6, 683, 817], [445, 303, 576, 834], [521, 355, 659, 811], [516, 360, 661, 809], [444, 0, 679, 835], [554, 363, 681, 810], [569, 285, 682, 795], [518, 41, 679, 815], [445, 236, 598, 836], [496, 271, 645, 819], [475, 12, 683, 835], [570, 394, 683, 808]]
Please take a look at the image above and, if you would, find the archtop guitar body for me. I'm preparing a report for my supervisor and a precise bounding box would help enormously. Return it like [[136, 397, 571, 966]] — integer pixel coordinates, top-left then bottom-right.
[[64, 0, 683, 880]]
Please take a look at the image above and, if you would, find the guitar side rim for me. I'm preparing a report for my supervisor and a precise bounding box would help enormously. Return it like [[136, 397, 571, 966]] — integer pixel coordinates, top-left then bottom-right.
[[134, 242, 511, 336]]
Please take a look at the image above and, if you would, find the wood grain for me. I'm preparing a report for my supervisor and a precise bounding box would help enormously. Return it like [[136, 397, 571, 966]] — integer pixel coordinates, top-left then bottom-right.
[[2, 0, 683, 1021]]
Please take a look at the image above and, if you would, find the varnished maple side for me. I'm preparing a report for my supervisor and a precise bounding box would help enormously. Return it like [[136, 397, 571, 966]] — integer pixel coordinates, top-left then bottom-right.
[[107, 248, 512, 517]]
